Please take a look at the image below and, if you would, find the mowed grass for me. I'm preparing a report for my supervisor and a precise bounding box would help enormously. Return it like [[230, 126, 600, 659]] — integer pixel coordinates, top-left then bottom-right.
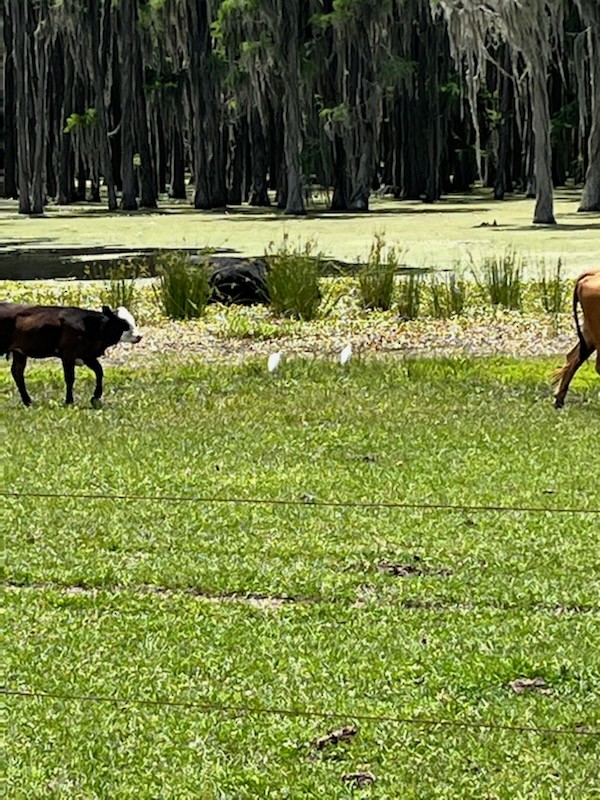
[[2, 357, 599, 798]]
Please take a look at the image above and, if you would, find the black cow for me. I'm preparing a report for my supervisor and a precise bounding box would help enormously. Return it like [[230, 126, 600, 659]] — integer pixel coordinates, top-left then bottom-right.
[[1, 303, 141, 407]]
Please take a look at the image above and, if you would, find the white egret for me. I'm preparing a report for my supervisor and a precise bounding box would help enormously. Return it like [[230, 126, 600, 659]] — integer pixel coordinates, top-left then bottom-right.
[[267, 351, 282, 373], [339, 343, 352, 365]]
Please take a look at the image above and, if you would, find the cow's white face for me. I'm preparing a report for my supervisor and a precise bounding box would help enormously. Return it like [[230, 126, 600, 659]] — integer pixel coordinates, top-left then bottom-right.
[[116, 307, 142, 344]]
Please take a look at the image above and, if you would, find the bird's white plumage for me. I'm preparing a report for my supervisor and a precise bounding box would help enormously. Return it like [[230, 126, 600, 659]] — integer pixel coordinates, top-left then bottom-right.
[[339, 343, 352, 365], [267, 351, 282, 373]]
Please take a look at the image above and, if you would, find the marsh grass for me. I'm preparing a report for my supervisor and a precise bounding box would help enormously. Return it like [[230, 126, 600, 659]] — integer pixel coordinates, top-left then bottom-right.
[[396, 272, 423, 319], [428, 270, 468, 318], [357, 233, 402, 311], [535, 257, 568, 315], [154, 251, 212, 319], [92, 258, 148, 312], [265, 235, 322, 320], [473, 250, 524, 309]]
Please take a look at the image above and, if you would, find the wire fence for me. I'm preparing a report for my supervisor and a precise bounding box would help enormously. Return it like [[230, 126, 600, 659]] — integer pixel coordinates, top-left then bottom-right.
[[5, 487, 598, 744], [3, 688, 598, 738], [3, 489, 599, 515]]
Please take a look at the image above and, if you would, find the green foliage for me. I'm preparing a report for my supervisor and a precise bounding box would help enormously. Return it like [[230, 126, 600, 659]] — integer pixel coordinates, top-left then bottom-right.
[[357, 233, 401, 311], [265, 236, 322, 321], [428, 271, 468, 318], [154, 251, 213, 320], [63, 107, 97, 134], [535, 257, 568, 315], [94, 259, 148, 314], [378, 55, 415, 89], [397, 272, 423, 320], [473, 250, 524, 310]]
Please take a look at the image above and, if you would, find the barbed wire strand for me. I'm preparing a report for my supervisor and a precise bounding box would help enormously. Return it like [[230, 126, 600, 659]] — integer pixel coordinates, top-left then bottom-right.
[[3, 490, 599, 515], [3, 688, 598, 738]]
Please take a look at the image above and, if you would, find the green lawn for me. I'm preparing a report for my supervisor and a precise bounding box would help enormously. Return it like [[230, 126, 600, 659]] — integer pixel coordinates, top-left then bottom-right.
[[2, 357, 599, 798]]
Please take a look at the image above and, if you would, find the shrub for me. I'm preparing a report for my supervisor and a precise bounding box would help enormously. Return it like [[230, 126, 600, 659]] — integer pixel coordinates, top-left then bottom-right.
[[154, 251, 212, 320], [428, 271, 467, 318], [265, 236, 322, 320], [473, 250, 524, 309], [357, 234, 401, 311]]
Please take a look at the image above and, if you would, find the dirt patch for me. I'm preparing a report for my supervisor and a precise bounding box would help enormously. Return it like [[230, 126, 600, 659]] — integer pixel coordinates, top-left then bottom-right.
[[342, 771, 376, 788], [377, 559, 452, 577], [313, 725, 358, 750], [508, 677, 552, 695]]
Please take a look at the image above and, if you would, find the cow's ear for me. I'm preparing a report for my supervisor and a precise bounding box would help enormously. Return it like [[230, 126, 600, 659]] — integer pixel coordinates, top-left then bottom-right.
[[102, 305, 113, 316]]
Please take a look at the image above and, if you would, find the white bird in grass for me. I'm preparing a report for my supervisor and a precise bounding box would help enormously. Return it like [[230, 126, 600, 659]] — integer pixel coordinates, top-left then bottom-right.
[[267, 351, 283, 373], [339, 343, 353, 365]]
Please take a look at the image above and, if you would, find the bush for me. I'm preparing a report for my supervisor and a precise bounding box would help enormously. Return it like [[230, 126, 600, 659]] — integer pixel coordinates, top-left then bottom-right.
[[357, 234, 401, 311], [154, 251, 212, 320], [265, 236, 322, 320]]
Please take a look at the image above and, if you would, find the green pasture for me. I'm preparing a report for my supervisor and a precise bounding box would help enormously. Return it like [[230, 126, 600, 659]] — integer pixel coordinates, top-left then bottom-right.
[[2, 357, 599, 798], [1, 189, 598, 276]]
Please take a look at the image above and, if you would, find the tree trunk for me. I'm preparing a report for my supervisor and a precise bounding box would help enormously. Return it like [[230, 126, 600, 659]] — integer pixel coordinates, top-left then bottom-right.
[[169, 126, 187, 199], [331, 134, 348, 210], [58, 46, 75, 204], [248, 108, 270, 206], [119, 0, 138, 210], [531, 69, 555, 224], [578, 26, 600, 211], [3, 5, 18, 198], [89, 0, 117, 209], [134, 30, 157, 208], [282, 34, 305, 215], [494, 47, 513, 200], [11, 0, 32, 214], [31, 19, 50, 215]]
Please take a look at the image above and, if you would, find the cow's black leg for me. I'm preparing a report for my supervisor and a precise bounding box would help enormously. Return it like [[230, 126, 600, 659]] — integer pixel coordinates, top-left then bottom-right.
[[62, 358, 76, 405], [11, 352, 32, 406], [84, 357, 104, 407]]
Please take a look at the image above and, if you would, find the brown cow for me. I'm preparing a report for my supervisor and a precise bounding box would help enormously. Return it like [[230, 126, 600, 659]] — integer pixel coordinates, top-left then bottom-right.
[[553, 269, 600, 408], [1, 303, 141, 407]]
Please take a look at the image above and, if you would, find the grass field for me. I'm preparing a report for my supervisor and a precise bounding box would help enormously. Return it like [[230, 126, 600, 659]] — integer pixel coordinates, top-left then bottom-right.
[[2, 357, 599, 798]]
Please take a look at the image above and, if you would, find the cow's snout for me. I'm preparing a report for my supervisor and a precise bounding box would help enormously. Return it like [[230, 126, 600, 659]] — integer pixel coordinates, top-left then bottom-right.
[[120, 329, 142, 344]]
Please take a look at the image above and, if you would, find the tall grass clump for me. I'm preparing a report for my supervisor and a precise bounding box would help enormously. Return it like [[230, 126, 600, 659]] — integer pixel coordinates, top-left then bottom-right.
[[265, 235, 322, 320], [473, 250, 524, 309], [397, 272, 423, 320], [357, 233, 401, 311], [428, 270, 467, 318], [154, 251, 212, 320], [96, 258, 147, 312], [536, 257, 568, 314]]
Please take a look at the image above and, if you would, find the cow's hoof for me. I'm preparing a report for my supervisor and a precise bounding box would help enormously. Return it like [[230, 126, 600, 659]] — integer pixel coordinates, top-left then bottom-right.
[[554, 399, 564, 410], [91, 397, 103, 409]]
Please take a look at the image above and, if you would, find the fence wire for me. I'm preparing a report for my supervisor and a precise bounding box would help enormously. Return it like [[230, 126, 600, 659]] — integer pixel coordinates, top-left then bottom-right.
[[3, 688, 598, 738], [3, 489, 599, 515]]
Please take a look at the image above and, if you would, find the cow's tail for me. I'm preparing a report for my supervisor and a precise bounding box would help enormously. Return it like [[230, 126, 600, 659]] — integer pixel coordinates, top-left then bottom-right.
[[552, 274, 593, 387]]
